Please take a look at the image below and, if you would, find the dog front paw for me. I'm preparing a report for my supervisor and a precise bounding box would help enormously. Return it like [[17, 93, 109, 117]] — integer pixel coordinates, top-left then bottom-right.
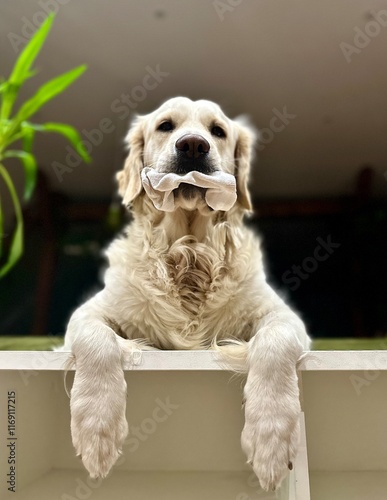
[[70, 372, 128, 478], [241, 388, 300, 491]]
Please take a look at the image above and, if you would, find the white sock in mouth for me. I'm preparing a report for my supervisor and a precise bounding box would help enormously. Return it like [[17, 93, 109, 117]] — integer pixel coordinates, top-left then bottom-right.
[[141, 167, 237, 212]]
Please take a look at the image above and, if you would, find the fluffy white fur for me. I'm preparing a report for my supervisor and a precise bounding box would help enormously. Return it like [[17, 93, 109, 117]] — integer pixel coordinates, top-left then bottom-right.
[[62, 97, 310, 491]]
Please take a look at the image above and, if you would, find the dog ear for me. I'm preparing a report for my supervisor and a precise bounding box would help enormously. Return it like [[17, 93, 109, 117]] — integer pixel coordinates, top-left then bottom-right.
[[116, 116, 145, 205], [234, 116, 257, 211]]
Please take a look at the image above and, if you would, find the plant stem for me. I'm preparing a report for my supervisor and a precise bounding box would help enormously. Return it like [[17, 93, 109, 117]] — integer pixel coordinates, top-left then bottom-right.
[[0, 161, 23, 236]]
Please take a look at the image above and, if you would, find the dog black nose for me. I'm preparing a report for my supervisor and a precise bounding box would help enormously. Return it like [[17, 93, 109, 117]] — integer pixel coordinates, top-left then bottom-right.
[[175, 134, 210, 159]]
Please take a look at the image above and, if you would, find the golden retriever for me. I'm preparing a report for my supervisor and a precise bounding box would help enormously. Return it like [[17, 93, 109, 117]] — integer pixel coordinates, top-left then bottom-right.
[[62, 96, 310, 491]]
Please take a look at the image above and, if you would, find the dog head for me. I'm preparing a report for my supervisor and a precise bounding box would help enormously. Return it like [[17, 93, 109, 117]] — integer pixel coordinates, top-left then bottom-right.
[[117, 97, 256, 213]]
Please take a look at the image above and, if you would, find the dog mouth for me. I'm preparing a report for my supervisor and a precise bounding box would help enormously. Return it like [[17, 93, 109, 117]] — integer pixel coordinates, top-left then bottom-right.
[[172, 183, 211, 212], [174, 183, 206, 200]]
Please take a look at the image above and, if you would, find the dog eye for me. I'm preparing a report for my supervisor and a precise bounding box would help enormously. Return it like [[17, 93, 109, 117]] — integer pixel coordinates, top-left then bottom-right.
[[211, 125, 226, 138], [157, 121, 174, 132]]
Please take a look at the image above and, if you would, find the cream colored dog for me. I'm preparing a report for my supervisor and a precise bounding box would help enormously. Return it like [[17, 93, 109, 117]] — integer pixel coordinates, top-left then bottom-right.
[[62, 97, 310, 491]]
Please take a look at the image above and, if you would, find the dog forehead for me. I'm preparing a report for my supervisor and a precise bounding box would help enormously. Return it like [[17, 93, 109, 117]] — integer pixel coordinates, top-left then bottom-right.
[[152, 97, 228, 122]]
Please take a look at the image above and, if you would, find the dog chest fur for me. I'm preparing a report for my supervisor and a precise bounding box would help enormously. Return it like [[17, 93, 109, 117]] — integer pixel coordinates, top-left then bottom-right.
[[103, 217, 266, 350]]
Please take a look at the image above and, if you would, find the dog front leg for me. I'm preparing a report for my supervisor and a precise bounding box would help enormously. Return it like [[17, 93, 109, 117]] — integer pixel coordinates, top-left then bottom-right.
[[65, 296, 129, 479], [242, 301, 309, 492]]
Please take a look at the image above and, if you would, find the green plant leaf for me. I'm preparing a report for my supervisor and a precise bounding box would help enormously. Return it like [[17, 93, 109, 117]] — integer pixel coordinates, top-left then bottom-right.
[[0, 195, 3, 258], [4, 150, 38, 200], [24, 121, 91, 163], [0, 163, 24, 277], [0, 12, 89, 278], [0, 83, 19, 124], [15, 65, 87, 123], [8, 13, 54, 86], [21, 124, 35, 153], [1, 120, 34, 149], [1, 14, 55, 121], [0, 221, 23, 278]]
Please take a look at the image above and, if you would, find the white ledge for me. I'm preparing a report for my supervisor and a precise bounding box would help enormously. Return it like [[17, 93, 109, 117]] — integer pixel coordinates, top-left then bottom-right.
[[298, 350, 387, 371], [0, 350, 387, 371]]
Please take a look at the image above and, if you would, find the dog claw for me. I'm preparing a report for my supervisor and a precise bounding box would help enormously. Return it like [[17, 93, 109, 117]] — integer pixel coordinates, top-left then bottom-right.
[[288, 461, 293, 470]]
